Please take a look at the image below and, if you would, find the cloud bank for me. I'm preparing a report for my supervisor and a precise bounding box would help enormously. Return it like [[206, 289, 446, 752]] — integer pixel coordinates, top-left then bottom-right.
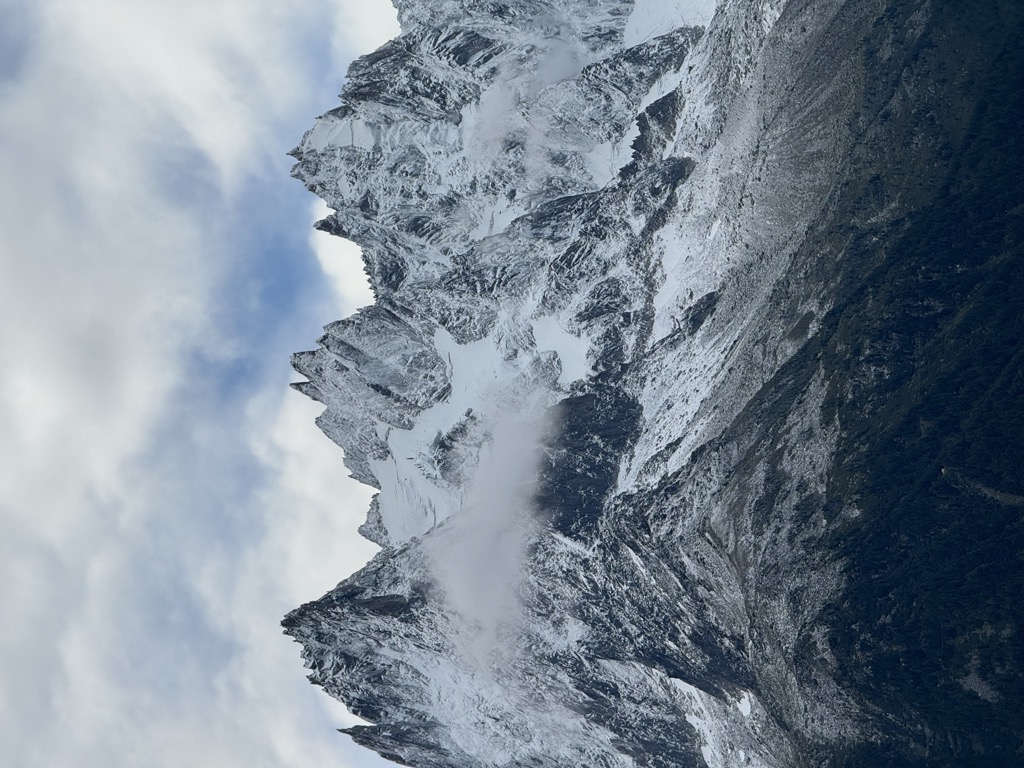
[[0, 1, 398, 765]]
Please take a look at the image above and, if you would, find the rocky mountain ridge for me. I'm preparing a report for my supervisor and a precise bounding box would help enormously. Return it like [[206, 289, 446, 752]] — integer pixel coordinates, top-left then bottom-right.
[[284, 0, 1024, 765]]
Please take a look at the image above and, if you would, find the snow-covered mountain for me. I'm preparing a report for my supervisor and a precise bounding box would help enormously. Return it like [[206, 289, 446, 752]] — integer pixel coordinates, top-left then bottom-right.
[[284, 0, 1024, 765]]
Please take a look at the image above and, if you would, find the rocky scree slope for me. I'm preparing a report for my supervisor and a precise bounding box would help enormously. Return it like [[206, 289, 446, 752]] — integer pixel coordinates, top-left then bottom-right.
[[284, 0, 1024, 765]]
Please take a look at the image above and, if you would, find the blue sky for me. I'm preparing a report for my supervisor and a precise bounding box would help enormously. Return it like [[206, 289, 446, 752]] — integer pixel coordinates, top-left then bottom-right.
[[0, 0, 400, 765]]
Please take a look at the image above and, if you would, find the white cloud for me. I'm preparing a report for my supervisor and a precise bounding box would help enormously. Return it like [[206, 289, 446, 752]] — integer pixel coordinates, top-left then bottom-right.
[[310, 198, 376, 313], [0, 0, 399, 765], [328, 0, 402, 66]]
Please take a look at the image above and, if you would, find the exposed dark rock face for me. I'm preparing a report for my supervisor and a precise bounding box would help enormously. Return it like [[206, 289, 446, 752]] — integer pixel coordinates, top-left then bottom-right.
[[284, 0, 1024, 765]]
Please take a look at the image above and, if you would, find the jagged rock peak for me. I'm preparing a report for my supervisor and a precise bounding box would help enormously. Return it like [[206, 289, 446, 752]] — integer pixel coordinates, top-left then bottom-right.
[[289, 0, 707, 535], [290, 0, 705, 297]]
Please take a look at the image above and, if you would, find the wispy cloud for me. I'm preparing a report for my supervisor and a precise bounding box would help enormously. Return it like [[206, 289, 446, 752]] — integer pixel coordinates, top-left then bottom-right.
[[0, 0, 398, 765]]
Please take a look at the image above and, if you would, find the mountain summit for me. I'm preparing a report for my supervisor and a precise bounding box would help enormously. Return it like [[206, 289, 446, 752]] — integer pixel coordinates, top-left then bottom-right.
[[284, 0, 1024, 764]]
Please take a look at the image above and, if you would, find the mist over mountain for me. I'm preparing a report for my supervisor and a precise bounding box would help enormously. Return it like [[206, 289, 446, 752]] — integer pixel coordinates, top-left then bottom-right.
[[282, 0, 1024, 765]]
